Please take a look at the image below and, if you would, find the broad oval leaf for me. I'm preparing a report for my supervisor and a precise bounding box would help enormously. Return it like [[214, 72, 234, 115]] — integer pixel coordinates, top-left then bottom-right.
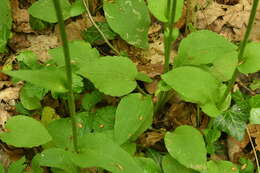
[[162, 154, 198, 173], [207, 160, 239, 173], [164, 125, 207, 172], [0, 115, 52, 147], [210, 51, 238, 81], [28, 0, 71, 23], [37, 148, 77, 173], [147, 0, 184, 22], [114, 93, 153, 145], [71, 133, 143, 173], [103, 0, 151, 48], [162, 66, 221, 117], [238, 42, 260, 74], [92, 106, 116, 132], [174, 30, 237, 67], [4, 68, 67, 93], [48, 40, 100, 67], [77, 56, 138, 96], [47, 117, 77, 150]]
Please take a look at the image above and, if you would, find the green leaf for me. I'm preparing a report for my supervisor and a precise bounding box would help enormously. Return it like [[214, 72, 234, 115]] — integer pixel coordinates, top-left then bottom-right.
[[136, 72, 153, 83], [8, 156, 26, 173], [72, 74, 84, 93], [0, 0, 12, 53], [162, 66, 221, 117], [71, 133, 143, 173], [249, 95, 260, 108], [207, 160, 239, 173], [103, 0, 151, 48], [174, 30, 237, 67], [37, 148, 77, 173], [82, 22, 117, 44], [0, 25, 11, 53], [0, 115, 52, 147], [0, 164, 3, 173], [114, 93, 153, 144], [16, 51, 42, 70], [203, 128, 221, 154], [29, 15, 50, 31], [77, 56, 138, 96], [47, 118, 74, 150], [249, 108, 260, 124], [164, 126, 207, 172], [20, 87, 41, 110], [70, 0, 85, 17], [239, 158, 255, 173], [31, 154, 44, 173], [162, 155, 198, 173], [212, 103, 250, 141], [92, 106, 116, 132], [147, 0, 184, 23], [136, 157, 161, 173], [4, 68, 68, 93], [28, 0, 71, 23], [121, 142, 136, 156], [238, 42, 260, 74], [81, 90, 103, 111], [48, 40, 100, 67], [47, 113, 92, 150], [210, 51, 238, 81], [20, 83, 48, 110]]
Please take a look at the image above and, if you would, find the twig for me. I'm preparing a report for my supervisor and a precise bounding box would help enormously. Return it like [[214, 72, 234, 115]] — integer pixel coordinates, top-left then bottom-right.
[[82, 0, 120, 55], [247, 127, 260, 173]]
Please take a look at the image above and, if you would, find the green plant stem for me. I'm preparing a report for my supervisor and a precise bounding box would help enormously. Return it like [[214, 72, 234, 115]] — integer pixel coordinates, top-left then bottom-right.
[[163, 0, 177, 73], [218, 0, 259, 106], [82, 0, 120, 55], [52, 0, 78, 152], [155, 0, 177, 113]]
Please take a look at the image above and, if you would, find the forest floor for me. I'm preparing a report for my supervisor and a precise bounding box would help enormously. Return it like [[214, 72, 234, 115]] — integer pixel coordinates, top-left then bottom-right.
[[0, 0, 260, 172]]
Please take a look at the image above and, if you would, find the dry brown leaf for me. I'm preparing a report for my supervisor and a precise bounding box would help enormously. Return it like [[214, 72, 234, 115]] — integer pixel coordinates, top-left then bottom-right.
[[8, 33, 30, 51], [139, 130, 166, 148], [227, 135, 249, 162], [26, 34, 58, 62], [11, 0, 33, 33], [248, 124, 260, 151], [163, 102, 196, 127], [0, 108, 11, 131], [0, 87, 21, 104], [196, 0, 260, 41]]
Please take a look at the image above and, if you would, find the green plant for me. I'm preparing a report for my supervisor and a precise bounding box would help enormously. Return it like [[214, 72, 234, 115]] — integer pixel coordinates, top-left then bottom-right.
[[1, 0, 260, 172]]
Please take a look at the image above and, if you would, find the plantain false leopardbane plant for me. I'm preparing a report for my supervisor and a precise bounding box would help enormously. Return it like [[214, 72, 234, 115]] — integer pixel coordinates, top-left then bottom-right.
[[0, 0, 260, 172]]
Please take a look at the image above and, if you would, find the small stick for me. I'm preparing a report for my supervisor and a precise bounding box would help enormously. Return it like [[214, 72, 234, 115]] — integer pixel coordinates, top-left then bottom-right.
[[82, 0, 120, 55], [247, 127, 260, 173]]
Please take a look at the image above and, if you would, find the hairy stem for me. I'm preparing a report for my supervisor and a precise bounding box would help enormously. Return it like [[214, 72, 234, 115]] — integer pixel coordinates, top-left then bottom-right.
[[219, 0, 259, 105], [52, 0, 78, 152], [82, 0, 120, 55]]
